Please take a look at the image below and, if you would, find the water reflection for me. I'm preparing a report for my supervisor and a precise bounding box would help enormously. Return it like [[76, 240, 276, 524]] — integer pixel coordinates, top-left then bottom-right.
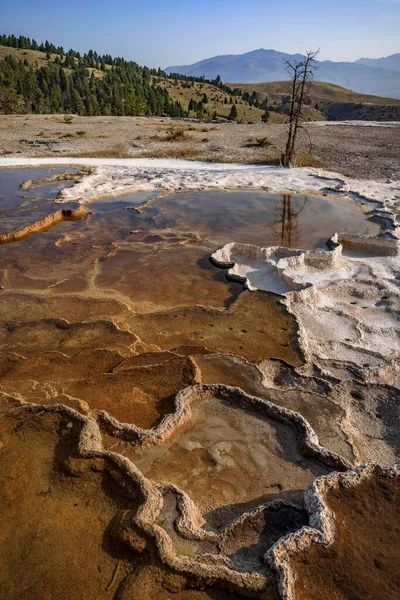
[[276, 195, 308, 247], [143, 190, 377, 250]]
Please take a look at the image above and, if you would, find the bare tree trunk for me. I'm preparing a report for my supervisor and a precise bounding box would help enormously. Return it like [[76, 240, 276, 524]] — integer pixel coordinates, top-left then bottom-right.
[[283, 64, 301, 167], [282, 50, 319, 167]]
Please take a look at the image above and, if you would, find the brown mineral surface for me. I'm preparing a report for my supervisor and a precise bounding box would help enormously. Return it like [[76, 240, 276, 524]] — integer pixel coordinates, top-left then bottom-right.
[[0, 164, 398, 600], [131, 391, 332, 518], [194, 353, 353, 461], [62, 353, 200, 428], [291, 474, 400, 600], [117, 562, 263, 600], [0, 411, 138, 599], [127, 291, 301, 364]]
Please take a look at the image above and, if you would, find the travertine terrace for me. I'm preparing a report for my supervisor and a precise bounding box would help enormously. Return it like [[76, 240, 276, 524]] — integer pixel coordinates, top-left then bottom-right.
[[0, 159, 399, 600]]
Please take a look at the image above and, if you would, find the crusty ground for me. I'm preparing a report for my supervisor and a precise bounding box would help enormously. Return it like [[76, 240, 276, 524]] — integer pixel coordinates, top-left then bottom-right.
[[0, 410, 264, 600], [291, 474, 400, 600], [1, 115, 399, 180], [118, 562, 270, 600], [0, 411, 138, 600]]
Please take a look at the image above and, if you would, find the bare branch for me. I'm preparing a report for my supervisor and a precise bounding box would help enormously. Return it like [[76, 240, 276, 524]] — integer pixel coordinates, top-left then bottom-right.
[[298, 124, 313, 155], [282, 49, 319, 167]]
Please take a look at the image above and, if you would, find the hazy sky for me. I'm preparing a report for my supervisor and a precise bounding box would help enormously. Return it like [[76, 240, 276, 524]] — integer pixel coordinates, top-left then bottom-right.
[[1, 0, 399, 68]]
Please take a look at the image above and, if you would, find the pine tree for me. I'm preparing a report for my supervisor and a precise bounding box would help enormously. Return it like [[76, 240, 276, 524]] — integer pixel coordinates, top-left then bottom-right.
[[227, 104, 238, 121], [0, 36, 189, 118], [261, 108, 270, 123], [50, 87, 62, 112], [71, 88, 84, 114]]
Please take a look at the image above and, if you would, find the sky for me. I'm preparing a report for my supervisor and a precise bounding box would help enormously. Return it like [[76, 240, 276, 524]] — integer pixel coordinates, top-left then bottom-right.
[[0, 0, 399, 68]]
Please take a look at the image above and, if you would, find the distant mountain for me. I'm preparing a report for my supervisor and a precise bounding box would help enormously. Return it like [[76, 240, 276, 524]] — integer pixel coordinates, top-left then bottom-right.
[[355, 53, 400, 72], [166, 49, 400, 99], [236, 81, 400, 121], [166, 50, 302, 83]]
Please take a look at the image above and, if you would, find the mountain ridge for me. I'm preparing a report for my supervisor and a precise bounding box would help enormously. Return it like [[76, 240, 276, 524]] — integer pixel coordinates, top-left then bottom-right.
[[355, 53, 400, 72], [166, 49, 400, 99]]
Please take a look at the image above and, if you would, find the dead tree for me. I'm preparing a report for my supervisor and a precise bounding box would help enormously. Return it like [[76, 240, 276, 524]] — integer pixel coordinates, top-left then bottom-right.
[[282, 50, 319, 167]]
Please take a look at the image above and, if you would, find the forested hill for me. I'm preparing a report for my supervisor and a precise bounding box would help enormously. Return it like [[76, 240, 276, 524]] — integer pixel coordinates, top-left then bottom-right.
[[0, 34, 186, 117], [0, 34, 264, 120]]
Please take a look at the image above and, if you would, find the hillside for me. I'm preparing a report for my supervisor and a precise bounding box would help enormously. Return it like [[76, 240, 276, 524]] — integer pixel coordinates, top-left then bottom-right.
[[233, 81, 400, 121], [3, 37, 397, 123], [0, 44, 108, 79], [234, 81, 400, 105], [154, 77, 284, 123], [166, 48, 400, 99], [0, 36, 265, 122]]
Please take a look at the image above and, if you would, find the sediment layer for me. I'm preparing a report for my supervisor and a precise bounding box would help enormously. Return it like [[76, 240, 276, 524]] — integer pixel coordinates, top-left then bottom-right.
[[0, 161, 399, 599], [211, 233, 400, 384], [0, 206, 86, 244], [268, 463, 400, 600]]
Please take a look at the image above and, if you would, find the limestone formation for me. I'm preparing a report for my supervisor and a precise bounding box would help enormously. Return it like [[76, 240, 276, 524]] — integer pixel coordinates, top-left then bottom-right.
[[0, 163, 399, 599]]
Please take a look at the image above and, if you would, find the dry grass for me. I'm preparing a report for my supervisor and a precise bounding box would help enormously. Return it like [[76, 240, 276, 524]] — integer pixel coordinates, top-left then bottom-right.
[[0, 43, 268, 124], [267, 112, 287, 125], [0, 45, 58, 67], [292, 152, 325, 168], [256, 136, 273, 148], [260, 156, 282, 166], [165, 127, 189, 142], [5, 114, 397, 180], [37, 131, 57, 138], [42, 115, 78, 125], [141, 121, 172, 131], [244, 136, 274, 149], [186, 124, 221, 132], [37, 130, 77, 139], [150, 126, 197, 142], [157, 78, 267, 122], [234, 80, 400, 106], [137, 146, 202, 160], [138, 147, 279, 164], [68, 144, 131, 158]]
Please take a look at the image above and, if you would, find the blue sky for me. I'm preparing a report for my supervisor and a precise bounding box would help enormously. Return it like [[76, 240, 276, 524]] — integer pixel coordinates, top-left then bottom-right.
[[1, 0, 399, 67]]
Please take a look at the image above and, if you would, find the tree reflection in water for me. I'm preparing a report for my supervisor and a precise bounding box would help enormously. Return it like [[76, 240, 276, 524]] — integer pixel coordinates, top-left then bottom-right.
[[275, 194, 308, 247]]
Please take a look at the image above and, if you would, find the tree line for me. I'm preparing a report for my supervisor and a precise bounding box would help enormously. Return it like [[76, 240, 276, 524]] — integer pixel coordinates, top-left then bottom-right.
[[0, 32, 265, 107], [0, 34, 64, 56], [0, 33, 269, 119], [0, 54, 186, 117]]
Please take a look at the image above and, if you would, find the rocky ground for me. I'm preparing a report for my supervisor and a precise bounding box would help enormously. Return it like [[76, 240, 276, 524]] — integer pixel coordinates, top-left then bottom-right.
[[1, 114, 400, 180]]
